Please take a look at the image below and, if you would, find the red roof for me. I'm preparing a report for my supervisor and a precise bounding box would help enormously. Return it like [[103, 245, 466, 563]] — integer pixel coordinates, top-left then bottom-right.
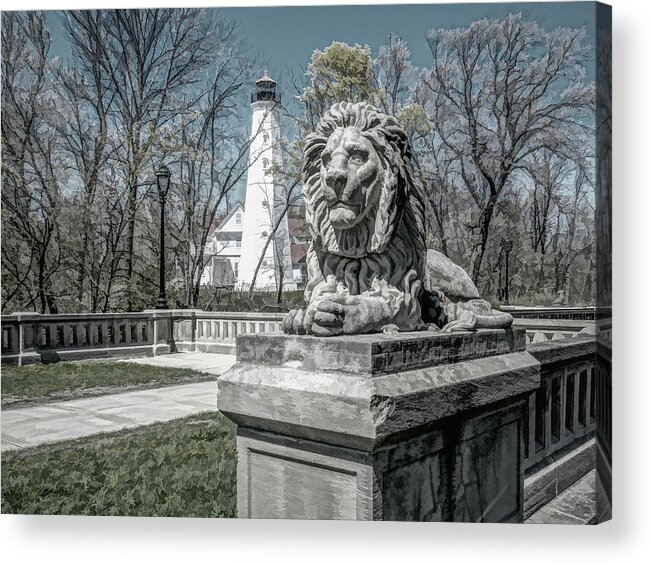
[[291, 243, 309, 265]]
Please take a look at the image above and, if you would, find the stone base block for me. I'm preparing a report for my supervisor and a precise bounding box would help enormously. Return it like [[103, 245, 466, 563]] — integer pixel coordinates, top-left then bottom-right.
[[219, 329, 540, 522], [236, 401, 525, 522]]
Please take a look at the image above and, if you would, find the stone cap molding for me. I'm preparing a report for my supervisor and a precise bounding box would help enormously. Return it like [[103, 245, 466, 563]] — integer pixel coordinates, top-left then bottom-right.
[[236, 328, 527, 377]]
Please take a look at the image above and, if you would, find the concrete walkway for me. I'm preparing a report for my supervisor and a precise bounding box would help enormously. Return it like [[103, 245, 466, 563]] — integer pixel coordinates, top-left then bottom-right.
[[117, 351, 236, 375], [2, 353, 236, 453]]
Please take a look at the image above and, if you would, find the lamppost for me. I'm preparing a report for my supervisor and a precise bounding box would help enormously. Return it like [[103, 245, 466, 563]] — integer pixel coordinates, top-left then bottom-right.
[[155, 165, 171, 309], [501, 239, 514, 306]]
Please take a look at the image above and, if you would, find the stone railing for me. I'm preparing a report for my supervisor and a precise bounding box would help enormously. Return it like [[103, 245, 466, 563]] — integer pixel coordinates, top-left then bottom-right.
[[522, 336, 597, 518], [0, 311, 173, 366], [1, 310, 286, 365], [2, 309, 598, 366], [501, 306, 595, 320], [169, 310, 285, 355], [513, 318, 594, 344]]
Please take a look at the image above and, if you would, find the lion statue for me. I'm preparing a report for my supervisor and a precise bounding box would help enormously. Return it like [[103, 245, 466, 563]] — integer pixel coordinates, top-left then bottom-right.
[[283, 102, 512, 336]]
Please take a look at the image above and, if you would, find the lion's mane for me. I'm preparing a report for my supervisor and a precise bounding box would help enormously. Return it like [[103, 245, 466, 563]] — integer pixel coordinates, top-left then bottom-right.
[[302, 102, 428, 298]]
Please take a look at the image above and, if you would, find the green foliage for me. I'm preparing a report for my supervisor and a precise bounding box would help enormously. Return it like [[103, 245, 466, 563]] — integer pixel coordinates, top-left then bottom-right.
[[1, 412, 237, 517], [300, 41, 378, 124], [1, 362, 216, 409]]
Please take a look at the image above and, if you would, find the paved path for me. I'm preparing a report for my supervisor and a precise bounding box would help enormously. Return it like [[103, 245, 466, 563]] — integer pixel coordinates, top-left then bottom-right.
[[2, 353, 236, 453], [117, 352, 236, 375], [526, 470, 596, 525]]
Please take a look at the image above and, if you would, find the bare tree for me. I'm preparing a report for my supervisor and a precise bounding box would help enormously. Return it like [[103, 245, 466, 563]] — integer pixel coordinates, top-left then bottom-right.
[[91, 8, 221, 309], [422, 13, 594, 284], [57, 11, 116, 310], [1, 12, 64, 313]]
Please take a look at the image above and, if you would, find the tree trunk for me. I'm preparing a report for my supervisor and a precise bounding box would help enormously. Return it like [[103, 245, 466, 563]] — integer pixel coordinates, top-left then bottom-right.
[[471, 197, 497, 284]]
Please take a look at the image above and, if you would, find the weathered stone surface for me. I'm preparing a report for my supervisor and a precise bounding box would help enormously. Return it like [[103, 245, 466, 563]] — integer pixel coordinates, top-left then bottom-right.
[[526, 470, 596, 525], [237, 327, 526, 376], [524, 438, 595, 519], [528, 335, 595, 367], [218, 330, 541, 521], [282, 101, 512, 336], [220, 350, 539, 450]]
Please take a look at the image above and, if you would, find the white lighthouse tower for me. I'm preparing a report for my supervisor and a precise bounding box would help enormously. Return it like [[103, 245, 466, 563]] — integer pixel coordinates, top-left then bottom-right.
[[238, 72, 295, 293]]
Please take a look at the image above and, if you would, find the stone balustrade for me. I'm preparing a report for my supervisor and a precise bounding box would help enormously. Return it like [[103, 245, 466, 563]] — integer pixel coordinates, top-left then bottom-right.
[[525, 337, 596, 471], [522, 336, 597, 518], [2, 310, 599, 366], [501, 306, 596, 320], [169, 310, 286, 355], [0, 310, 286, 365], [0, 311, 168, 365]]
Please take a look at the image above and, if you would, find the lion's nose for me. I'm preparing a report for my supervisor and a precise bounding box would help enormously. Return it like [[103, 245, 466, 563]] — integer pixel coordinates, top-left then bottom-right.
[[325, 170, 347, 195]]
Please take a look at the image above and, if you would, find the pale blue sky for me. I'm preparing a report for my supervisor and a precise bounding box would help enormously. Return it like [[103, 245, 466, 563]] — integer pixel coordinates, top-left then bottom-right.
[[47, 2, 597, 90]]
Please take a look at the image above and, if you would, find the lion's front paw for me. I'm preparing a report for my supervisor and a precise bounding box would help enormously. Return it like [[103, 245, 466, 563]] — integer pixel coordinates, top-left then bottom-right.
[[309, 299, 345, 336], [282, 309, 308, 334], [442, 309, 477, 332], [381, 323, 400, 335]]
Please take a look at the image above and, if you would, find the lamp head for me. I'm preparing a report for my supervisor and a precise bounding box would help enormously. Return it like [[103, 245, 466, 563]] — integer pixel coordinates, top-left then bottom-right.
[[155, 165, 171, 197]]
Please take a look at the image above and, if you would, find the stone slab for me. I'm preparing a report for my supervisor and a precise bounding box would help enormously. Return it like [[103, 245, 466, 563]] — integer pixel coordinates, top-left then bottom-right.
[[219, 349, 539, 450], [526, 470, 596, 525], [524, 437, 595, 518], [236, 328, 526, 376], [236, 401, 527, 522]]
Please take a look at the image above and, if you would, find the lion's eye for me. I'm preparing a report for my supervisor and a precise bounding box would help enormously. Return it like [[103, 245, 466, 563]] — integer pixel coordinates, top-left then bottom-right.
[[349, 151, 367, 164], [321, 152, 331, 166]]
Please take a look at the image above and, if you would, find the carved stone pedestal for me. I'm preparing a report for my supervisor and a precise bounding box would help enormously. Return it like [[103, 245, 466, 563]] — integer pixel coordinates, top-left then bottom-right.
[[218, 328, 540, 522]]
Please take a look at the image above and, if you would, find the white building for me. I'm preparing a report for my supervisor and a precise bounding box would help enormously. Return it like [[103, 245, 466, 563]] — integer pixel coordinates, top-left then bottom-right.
[[200, 203, 244, 287], [201, 73, 296, 292]]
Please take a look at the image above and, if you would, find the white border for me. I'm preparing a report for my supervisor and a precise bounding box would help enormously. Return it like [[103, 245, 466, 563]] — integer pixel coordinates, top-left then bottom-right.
[[1, 1, 649, 563]]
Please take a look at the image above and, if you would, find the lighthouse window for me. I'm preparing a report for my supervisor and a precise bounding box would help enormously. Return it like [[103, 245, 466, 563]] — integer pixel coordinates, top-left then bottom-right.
[[262, 158, 269, 169], [263, 132, 269, 143], [235, 239, 241, 248], [235, 212, 242, 225], [262, 199, 268, 208]]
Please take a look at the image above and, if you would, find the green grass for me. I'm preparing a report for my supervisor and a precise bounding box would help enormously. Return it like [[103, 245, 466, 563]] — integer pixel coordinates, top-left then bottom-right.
[[1, 361, 216, 409], [1, 411, 237, 517]]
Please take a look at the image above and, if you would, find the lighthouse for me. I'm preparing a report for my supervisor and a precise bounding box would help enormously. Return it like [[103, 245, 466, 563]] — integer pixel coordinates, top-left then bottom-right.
[[237, 72, 295, 293]]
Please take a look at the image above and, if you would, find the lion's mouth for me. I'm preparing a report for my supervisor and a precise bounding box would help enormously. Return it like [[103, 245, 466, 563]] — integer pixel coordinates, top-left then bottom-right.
[[329, 201, 362, 228], [331, 200, 361, 213]]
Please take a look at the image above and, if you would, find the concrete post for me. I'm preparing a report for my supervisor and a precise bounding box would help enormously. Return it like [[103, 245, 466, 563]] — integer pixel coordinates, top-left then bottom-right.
[[144, 310, 171, 356], [14, 313, 41, 366], [218, 328, 540, 522]]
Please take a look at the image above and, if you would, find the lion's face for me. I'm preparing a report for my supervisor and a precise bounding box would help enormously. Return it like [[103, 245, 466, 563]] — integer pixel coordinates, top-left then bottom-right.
[[303, 102, 425, 260], [319, 127, 384, 230]]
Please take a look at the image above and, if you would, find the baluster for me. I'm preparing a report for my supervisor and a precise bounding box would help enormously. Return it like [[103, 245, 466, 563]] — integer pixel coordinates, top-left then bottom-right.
[[526, 392, 536, 464], [559, 372, 567, 445], [544, 378, 552, 456], [110, 320, 118, 346], [61, 324, 71, 348], [100, 321, 108, 347], [588, 365, 595, 422], [573, 367, 581, 436], [89, 321, 97, 347]]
